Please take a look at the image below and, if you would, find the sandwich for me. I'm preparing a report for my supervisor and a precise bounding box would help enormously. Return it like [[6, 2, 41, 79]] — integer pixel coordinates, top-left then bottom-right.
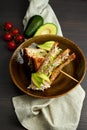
[[23, 42, 76, 91], [23, 44, 47, 72]]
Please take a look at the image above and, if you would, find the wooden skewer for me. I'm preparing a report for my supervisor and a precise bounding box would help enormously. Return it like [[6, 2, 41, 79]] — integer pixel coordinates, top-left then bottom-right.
[[60, 70, 79, 83]]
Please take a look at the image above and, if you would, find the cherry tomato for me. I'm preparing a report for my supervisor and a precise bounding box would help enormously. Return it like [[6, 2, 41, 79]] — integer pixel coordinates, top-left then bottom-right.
[[12, 28, 20, 36], [4, 22, 13, 31], [7, 41, 17, 50], [15, 34, 24, 43], [4, 33, 13, 41]]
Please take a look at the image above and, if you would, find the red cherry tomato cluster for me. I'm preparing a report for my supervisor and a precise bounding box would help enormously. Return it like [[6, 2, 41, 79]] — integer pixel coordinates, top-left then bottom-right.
[[3, 22, 24, 51]]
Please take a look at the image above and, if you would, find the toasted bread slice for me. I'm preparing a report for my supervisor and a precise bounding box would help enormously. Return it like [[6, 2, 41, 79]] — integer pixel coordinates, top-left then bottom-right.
[[33, 57, 44, 71], [50, 53, 76, 84], [23, 48, 45, 71]]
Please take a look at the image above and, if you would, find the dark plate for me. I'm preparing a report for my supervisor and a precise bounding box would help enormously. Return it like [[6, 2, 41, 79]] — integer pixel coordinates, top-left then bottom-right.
[[9, 35, 86, 98]]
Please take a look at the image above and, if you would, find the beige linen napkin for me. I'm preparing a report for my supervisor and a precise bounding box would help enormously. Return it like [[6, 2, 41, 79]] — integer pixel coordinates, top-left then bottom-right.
[[12, 0, 85, 130], [13, 85, 85, 130]]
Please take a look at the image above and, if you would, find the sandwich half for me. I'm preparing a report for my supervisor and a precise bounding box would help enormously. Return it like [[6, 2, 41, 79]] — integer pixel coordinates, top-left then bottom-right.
[[26, 42, 76, 91]]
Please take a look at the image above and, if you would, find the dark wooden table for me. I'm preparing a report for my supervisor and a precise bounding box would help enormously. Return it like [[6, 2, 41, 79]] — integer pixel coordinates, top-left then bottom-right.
[[0, 0, 87, 130]]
